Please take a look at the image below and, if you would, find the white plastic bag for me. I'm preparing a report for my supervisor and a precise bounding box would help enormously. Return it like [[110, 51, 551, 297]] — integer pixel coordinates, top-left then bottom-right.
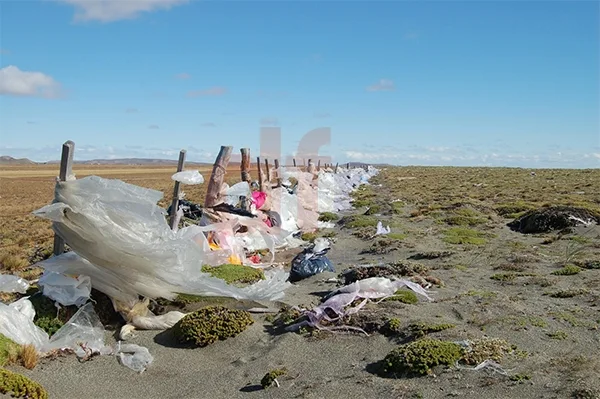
[[38, 271, 91, 307], [375, 221, 390, 235], [223, 182, 251, 205], [0, 274, 29, 294], [115, 343, 153, 373], [171, 170, 204, 185], [0, 298, 50, 350], [43, 302, 110, 357]]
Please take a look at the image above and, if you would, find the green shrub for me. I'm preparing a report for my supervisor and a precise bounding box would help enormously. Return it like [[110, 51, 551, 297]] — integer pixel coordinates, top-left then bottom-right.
[[201, 264, 265, 285], [261, 368, 287, 388], [442, 228, 488, 246], [0, 369, 48, 399], [318, 212, 338, 222], [172, 306, 254, 347], [381, 339, 463, 376]]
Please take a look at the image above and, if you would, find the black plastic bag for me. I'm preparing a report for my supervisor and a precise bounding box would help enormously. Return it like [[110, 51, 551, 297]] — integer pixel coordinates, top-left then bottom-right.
[[288, 240, 334, 282]]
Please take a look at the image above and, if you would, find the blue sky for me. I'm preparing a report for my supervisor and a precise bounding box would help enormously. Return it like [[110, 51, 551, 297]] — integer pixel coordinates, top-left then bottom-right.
[[0, 0, 598, 168]]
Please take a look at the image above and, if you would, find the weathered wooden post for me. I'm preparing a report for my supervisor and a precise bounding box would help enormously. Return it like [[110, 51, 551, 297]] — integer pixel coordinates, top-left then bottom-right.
[[205, 146, 233, 207], [317, 159, 321, 171], [334, 163, 339, 173], [240, 148, 251, 183], [52, 140, 75, 256], [346, 162, 350, 169], [264, 158, 271, 183], [256, 156, 263, 188], [293, 159, 297, 167], [168, 149, 186, 230], [274, 159, 282, 187]]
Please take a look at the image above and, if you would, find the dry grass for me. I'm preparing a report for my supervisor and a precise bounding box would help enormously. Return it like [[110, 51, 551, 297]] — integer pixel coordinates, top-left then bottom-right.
[[19, 344, 39, 370], [0, 163, 259, 276]]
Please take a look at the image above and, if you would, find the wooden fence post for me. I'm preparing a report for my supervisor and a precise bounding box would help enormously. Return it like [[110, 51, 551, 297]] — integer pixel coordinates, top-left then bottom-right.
[[205, 146, 233, 207], [274, 159, 282, 187], [256, 156, 263, 189], [293, 158, 297, 167], [334, 163, 339, 173], [169, 149, 186, 230], [53, 140, 75, 256], [346, 162, 350, 169], [264, 158, 271, 183], [240, 148, 251, 183], [317, 159, 321, 171]]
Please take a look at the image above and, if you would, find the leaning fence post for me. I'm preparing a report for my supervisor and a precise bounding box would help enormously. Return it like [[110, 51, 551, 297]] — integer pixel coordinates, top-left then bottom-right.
[[205, 146, 233, 208], [240, 148, 251, 183], [52, 140, 75, 256], [169, 149, 187, 230], [293, 158, 297, 167], [256, 156, 264, 189], [274, 159, 282, 187], [264, 158, 271, 183], [334, 163, 339, 173]]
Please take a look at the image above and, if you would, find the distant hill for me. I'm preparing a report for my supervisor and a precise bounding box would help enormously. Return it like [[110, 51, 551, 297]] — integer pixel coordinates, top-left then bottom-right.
[[0, 156, 36, 165], [44, 158, 214, 166]]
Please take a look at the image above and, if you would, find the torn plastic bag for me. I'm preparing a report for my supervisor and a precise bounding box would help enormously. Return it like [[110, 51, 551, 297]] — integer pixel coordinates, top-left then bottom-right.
[[115, 343, 153, 373], [222, 182, 251, 206], [38, 270, 91, 307], [42, 302, 110, 358], [171, 170, 204, 185], [0, 274, 29, 294], [32, 176, 291, 302], [376, 221, 390, 235], [289, 238, 334, 282], [0, 298, 49, 350]]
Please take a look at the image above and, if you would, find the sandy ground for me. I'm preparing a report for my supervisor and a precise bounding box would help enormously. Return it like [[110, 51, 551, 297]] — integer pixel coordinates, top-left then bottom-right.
[[3, 183, 600, 398]]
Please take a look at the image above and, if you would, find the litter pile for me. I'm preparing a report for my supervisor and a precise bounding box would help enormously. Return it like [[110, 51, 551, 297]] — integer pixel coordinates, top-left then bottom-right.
[[0, 163, 379, 373]]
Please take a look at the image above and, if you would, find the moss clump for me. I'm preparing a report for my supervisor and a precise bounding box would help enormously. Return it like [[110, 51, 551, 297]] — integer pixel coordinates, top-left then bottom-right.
[[461, 338, 513, 365], [0, 369, 48, 399], [318, 212, 338, 222], [547, 331, 568, 340], [260, 368, 287, 389], [442, 209, 487, 226], [381, 318, 402, 336], [387, 233, 407, 240], [362, 237, 400, 254], [491, 273, 517, 282], [265, 306, 303, 329], [442, 228, 488, 246], [384, 290, 418, 305], [0, 334, 20, 367], [407, 323, 455, 339], [300, 232, 318, 242], [350, 185, 376, 208], [27, 291, 77, 336], [548, 289, 588, 298], [339, 215, 378, 229], [381, 339, 464, 376], [172, 306, 254, 347], [551, 265, 582, 276], [509, 373, 531, 383], [320, 230, 337, 238], [495, 201, 537, 217], [201, 264, 265, 285]]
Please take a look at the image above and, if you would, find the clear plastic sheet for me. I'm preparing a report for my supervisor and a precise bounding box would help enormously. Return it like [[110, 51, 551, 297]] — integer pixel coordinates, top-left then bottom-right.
[[0, 274, 30, 294]]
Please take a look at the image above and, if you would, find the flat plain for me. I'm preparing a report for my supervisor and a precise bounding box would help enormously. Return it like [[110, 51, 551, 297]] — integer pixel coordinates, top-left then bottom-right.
[[1, 164, 599, 399]]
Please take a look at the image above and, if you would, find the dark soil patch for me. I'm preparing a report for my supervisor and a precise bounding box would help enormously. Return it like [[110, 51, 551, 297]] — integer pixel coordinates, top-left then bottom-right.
[[507, 206, 600, 234]]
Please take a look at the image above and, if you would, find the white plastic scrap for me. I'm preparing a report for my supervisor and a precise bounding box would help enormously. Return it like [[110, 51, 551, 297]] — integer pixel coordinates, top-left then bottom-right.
[[286, 277, 432, 333], [120, 310, 187, 340], [0, 274, 30, 294], [0, 298, 49, 349], [32, 176, 292, 303], [38, 271, 91, 307], [375, 221, 390, 235], [171, 170, 205, 185], [115, 343, 154, 373]]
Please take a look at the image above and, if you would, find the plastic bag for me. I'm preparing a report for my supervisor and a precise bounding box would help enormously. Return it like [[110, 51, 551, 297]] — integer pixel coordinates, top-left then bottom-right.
[[223, 182, 251, 205], [289, 238, 335, 282], [38, 271, 91, 307], [32, 176, 292, 302], [375, 221, 390, 235], [115, 343, 153, 373], [0, 298, 49, 350], [42, 302, 110, 358], [171, 170, 204, 185], [0, 274, 29, 294]]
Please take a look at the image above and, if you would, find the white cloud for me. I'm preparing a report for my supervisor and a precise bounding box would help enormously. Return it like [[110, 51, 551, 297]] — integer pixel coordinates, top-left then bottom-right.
[[366, 79, 395, 92], [125, 107, 138, 113], [187, 86, 227, 97], [175, 72, 190, 80], [0, 65, 62, 98], [200, 122, 216, 127], [57, 0, 190, 23], [148, 124, 160, 129]]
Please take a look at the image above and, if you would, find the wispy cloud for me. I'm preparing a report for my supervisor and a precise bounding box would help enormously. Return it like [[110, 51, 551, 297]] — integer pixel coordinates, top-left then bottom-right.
[[314, 112, 331, 118], [403, 32, 419, 40], [200, 122, 216, 127], [260, 117, 279, 126], [27, 121, 37, 125], [0, 49, 10, 55], [187, 86, 227, 97], [0, 65, 63, 98], [366, 79, 395, 92], [56, 0, 190, 23], [125, 107, 138, 113], [175, 72, 190, 80], [148, 124, 160, 129]]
